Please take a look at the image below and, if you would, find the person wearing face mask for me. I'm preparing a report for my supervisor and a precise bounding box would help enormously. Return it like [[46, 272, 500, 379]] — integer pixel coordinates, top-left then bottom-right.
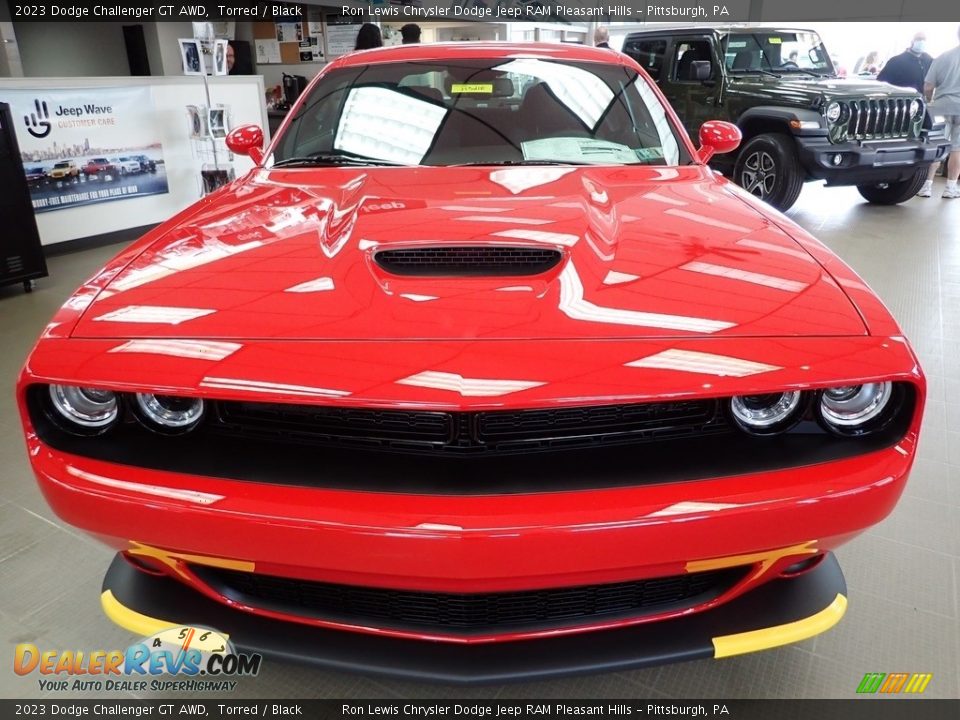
[[877, 32, 932, 93]]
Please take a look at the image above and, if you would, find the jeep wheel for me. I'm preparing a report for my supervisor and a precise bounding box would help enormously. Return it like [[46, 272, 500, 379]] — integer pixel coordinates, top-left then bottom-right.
[[734, 133, 804, 211], [856, 168, 927, 205]]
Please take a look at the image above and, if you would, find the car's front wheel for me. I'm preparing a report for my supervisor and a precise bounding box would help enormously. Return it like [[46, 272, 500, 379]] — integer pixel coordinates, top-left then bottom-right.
[[856, 167, 927, 205], [734, 133, 804, 211]]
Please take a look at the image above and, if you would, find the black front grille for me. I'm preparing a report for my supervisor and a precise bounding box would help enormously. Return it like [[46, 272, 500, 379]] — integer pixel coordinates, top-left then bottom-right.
[[214, 399, 723, 455], [374, 246, 562, 276], [843, 98, 915, 141], [194, 565, 747, 635]]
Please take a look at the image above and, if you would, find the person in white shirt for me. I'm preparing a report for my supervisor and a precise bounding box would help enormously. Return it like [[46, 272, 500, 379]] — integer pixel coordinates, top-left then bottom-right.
[[918, 25, 960, 199]]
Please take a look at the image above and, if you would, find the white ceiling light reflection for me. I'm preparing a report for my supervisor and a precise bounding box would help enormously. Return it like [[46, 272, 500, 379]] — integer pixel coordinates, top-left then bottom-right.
[[649, 501, 741, 517], [400, 293, 438, 302], [66, 466, 223, 505], [199, 377, 350, 398], [736, 238, 815, 262], [494, 59, 613, 129], [397, 371, 544, 397], [93, 306, 215, 325], [493, 228, 579, 246], [496, 286, 533, 292], [110, 238, 264, 293], [440, 206, 510, 213], [626, 349, 780, 377], [664, 209, 751, 233], [108, 340, 242, 361], [456, 216, 550, 225], [335, 86, 447, 165], [489, 168, 574, 195], [559, 263, 734, 333], [285, 277, 335, 293], [603, 271, 640, 285], [681, 261, 808, 293], [642, 191, 687, 206]]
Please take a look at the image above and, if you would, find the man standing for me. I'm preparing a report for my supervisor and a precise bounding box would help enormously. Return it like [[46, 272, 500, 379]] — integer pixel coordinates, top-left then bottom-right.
[[401, 24, 421, 45], [878, 32, 932, 93], [594, 27, 611, 49], [918, 26, 960, 199]]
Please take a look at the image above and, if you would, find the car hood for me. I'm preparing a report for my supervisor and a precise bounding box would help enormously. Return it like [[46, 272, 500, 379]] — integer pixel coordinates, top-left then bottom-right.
[[71, 166, 867, 341], [729, 76, 920, 103]]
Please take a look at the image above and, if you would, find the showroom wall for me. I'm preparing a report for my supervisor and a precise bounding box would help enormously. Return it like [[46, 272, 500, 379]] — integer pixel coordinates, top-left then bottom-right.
[[14, 22, 131, 77]]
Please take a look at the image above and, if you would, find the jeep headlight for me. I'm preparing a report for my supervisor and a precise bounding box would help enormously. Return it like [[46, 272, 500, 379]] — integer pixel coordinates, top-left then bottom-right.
[[825, 102, 842, 123], [909, 99, 921, 118]]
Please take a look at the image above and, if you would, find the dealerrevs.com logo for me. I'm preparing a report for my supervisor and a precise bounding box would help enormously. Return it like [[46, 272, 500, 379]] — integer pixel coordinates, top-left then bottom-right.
[[14, 626, 262, 693]]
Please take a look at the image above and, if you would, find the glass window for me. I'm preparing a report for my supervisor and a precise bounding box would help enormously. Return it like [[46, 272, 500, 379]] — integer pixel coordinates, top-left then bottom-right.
[[724, 31, 834, 75], [272, 58, 691, 168], [624, 39, 667, 81], [673, 40, 715, 82]]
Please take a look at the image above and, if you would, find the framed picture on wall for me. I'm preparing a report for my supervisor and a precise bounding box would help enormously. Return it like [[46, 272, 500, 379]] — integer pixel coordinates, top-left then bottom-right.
[[213, 39, 229, 76], [178, 39, 205, 75]]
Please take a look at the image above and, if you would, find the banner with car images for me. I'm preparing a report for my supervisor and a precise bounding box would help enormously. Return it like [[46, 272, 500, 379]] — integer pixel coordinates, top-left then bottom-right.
[[3, 86, 168, 213]]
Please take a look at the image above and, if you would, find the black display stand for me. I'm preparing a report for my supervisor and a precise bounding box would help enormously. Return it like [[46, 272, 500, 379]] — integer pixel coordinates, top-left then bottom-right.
[[0, 102, 48, 293]]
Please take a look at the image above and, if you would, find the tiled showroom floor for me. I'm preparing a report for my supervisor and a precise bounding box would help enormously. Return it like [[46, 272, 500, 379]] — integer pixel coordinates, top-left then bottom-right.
[[1, 180, 958, 700]]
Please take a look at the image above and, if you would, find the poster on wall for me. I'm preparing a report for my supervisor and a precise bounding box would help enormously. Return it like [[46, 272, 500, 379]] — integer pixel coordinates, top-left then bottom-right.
[[3, 87, 169, 214]]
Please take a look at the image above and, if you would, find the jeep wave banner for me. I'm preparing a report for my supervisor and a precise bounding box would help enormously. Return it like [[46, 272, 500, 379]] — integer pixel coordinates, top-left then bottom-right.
[[3, 86, 168, 213]]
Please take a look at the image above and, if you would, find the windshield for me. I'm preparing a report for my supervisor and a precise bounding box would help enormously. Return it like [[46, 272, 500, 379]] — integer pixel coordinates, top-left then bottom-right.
[[723, 31, 834, 76], [271, 58, 689, 167]]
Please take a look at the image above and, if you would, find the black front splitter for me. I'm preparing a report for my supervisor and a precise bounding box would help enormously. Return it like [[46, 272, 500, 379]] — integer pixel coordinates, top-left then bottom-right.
[[101, 553, 846, 685]]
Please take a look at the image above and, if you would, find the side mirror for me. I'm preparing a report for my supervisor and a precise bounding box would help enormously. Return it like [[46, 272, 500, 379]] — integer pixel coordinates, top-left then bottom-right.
[[226, 124, 265, 165], [697, 120, 741, 164], [691, 60, 712, 82]]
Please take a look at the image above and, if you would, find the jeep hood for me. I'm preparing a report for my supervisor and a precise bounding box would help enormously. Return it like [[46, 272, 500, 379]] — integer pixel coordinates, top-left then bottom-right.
[[729, 76, 921, 104], [71, 166, 867, 341]]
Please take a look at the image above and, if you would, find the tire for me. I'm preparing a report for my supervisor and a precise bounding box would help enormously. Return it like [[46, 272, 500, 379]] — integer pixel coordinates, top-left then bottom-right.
[[733, 133, 804, 211], [856, 167, 927, 205]]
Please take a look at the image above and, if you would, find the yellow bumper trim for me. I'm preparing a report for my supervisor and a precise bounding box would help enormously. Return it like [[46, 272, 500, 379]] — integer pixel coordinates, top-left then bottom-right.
[[712, 592, 847, 659], [100, 589, 179, 637]]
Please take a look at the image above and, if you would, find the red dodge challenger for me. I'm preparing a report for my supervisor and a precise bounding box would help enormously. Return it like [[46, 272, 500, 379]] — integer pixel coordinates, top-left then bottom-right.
[[18, 43, 924, 682]]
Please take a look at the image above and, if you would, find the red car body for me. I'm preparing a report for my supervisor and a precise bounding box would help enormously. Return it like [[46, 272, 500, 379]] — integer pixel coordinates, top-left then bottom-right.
[[17, 43, 924, 682], [82, 157, 118, 179]]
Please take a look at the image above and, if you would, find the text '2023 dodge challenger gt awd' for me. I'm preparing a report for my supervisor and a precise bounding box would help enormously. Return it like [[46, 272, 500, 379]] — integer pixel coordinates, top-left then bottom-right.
[[18, 43, 924, 683]]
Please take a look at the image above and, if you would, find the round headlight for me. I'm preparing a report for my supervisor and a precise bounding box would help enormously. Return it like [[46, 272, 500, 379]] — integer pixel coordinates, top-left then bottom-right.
[[730, 391, 802, 434], [135, 394, 205, 432], [825, 101, 842, 122], [909, 99, 921, 118], [49, 385, 119, 431], [819, 382, 892, 432]]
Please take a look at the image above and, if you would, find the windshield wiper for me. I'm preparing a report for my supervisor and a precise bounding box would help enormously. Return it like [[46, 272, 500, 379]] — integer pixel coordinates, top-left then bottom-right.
[[271, 151, 404, 168], [781, 67, 824, 78], [729, 68, 782, 79], [450, 160, 593, 167]]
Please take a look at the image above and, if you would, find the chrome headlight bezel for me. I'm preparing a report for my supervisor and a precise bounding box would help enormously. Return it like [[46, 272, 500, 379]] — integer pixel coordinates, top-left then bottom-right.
[[825, 101, 842, 123], [134, 393, 206, 434], [47, 384, 119, 434], [817, 382, 895, 436], [729, 391, 804, 435]]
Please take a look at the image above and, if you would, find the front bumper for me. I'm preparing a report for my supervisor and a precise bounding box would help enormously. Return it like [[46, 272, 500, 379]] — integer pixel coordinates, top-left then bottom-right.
[[102, 551, 847, 683], [797, 135, 950, 184]]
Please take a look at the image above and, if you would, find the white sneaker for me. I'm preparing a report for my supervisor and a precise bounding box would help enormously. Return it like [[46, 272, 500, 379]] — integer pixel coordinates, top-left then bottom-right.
[[917, 182, 933, 197], [943, 185, 960, 199]]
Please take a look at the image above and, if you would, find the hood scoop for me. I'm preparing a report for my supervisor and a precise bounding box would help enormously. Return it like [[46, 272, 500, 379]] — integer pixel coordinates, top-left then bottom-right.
[[373, 246, 563, 277]]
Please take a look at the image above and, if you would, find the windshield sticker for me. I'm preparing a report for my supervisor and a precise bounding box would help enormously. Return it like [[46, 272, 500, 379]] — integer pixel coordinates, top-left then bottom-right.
[[768, 37, 782, 44], [451, 83, 493, 94], [728, 41, 747, 48], [635, 147, 665, 161], [522, 138, 641, 164]]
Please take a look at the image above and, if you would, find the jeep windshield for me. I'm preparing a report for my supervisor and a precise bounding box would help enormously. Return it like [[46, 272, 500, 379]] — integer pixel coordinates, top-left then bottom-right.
[[271, 57, 689, 167], [724, 31, 835, 77]]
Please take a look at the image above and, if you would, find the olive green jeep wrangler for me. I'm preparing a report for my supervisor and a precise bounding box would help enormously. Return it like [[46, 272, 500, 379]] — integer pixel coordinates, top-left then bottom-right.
[[623, 26, 951, 211]]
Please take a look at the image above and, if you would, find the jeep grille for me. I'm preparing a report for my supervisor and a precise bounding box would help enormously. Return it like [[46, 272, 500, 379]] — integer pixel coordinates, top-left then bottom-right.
[[838, 98, 917, 141]]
